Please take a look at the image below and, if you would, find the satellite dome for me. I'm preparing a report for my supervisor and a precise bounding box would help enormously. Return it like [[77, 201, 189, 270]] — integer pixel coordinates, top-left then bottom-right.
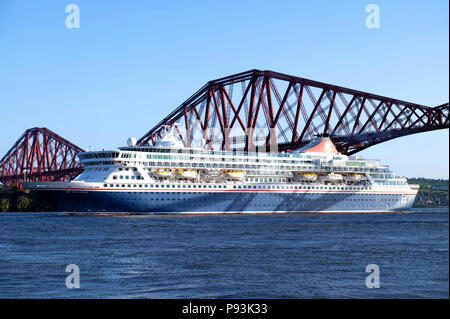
[[127, 137, 137, 147]]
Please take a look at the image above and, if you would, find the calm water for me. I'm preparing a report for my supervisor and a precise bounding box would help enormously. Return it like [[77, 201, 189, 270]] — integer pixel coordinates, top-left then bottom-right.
[[0, 208, 448, 298]]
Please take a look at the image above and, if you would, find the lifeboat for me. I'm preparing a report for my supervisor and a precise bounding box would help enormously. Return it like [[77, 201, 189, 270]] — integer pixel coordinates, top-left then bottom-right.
[[175, 169, 197, 179], [153, 169, 173, 178], [222, 169, 245, 180], [320, 173, 343, 183], [295, 172, 317, 181], [343, 173, 363, 182]]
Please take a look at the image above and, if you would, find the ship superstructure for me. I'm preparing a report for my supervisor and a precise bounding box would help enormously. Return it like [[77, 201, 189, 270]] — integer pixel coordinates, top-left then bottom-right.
[[23, 126, 419, 213]]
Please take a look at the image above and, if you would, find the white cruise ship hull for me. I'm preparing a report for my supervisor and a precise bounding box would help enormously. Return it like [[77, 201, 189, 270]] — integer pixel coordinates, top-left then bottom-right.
[[23, 181, 418, 214]]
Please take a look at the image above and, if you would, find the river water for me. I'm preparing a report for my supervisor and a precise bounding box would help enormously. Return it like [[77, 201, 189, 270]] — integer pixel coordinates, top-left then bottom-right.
[[0, 208, 448, 298]]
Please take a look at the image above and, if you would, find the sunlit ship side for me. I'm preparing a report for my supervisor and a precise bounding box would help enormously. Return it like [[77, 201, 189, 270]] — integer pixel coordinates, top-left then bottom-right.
[[23, 126, 419, 214]]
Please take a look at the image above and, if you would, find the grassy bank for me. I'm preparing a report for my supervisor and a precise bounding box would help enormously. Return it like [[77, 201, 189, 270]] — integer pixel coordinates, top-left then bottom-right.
[[0, 186, 54, 212], [409, 178, 449, 208]]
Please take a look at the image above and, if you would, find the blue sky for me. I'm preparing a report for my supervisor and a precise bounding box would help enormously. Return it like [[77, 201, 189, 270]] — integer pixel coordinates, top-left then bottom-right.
[[0, 0, 448, 178]]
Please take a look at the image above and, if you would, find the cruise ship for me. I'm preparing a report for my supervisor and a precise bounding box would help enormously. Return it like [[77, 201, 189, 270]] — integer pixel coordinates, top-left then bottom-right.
[[23, 126, 419, 214]]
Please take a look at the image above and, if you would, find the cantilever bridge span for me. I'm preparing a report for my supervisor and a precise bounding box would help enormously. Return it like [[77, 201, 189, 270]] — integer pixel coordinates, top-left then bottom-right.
[[0, 70, 448, 187], [138, 70, 449, 155]]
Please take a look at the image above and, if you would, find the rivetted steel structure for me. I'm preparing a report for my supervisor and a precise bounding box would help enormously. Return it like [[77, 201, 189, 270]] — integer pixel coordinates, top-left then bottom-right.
[[0, 70, 448, 187], [0, 127, 84, 187], [138, 70, 449, 154]]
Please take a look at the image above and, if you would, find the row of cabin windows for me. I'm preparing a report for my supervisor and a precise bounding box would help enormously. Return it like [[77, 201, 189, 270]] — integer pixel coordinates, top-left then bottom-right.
[[118, 192, 393, 196], [144, 161, 322, 171], [85, 167, 109, 172], [245, 178, 286, 183], [108, 193, 401, 204], [103, 183, 371, 191], [116, 197, 396, 202], [118, 167, 137, 171], [373, 179, 407, 186], [112, 175, 143, 180], [114, 192, 402, 201], [79, 152, 119, 160]]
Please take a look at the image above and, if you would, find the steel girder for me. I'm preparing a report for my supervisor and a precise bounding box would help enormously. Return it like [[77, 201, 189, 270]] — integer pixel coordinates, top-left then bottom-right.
[[0, 127, 84, 187], [137, 70, 449, 155]]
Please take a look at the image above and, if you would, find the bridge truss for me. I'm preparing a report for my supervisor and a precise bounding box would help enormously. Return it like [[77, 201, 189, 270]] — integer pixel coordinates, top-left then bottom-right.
[[137, 70, 449, 154], [0, 127, 84, 187]]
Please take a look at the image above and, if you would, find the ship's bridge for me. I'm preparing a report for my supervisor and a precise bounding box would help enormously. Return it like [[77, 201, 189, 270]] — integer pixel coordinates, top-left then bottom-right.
[[154, 125, 185, 149]]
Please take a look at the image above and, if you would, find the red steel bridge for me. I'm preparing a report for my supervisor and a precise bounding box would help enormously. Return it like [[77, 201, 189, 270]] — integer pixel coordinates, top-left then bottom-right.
[[138, 70, 449, 153], [0, 70, 448, 187], [0, 127, 84, 187]]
